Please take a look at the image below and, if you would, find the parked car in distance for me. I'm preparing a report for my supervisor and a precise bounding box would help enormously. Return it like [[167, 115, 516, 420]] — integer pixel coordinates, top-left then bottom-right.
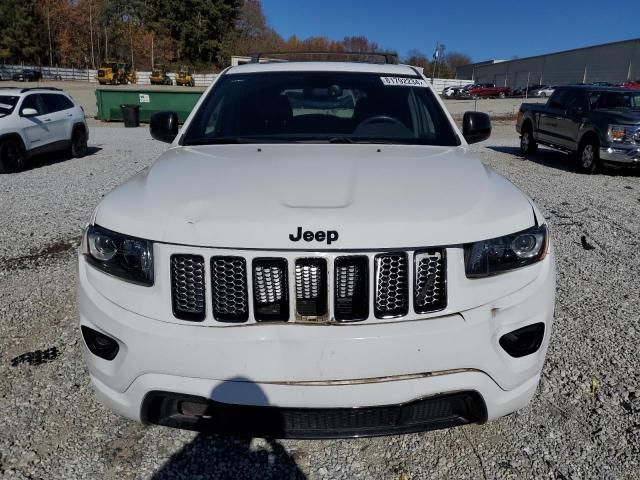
[[532, 86, 555, 98], [517, 85, 640, 173], [12, 69, 43, 82], [77, 54, 556, 439], [0, 87, 89, 172], [623, 81, 640, 89], [468, 83, 512, 99], [512, 84, 547, 97]]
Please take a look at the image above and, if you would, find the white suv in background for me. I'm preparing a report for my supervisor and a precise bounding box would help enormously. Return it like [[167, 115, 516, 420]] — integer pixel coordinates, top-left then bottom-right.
[[78, 54, 555, 439], [0, 87, 88, 172]]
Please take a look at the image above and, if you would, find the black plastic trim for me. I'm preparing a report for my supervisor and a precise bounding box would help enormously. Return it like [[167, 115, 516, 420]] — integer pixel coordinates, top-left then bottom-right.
[[334, 256, 369, 322], [170, 254, 206, 321], [252, 257, 289, 322], [141, 390, 487, 439], [413, 248, 448, 314]]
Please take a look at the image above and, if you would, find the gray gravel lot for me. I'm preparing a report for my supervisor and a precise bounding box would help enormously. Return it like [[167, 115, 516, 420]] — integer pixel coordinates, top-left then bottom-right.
[[1, 121, 639, 480]]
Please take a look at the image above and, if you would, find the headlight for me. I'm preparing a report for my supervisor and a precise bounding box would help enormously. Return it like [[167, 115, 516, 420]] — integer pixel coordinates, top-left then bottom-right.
[[465, 224, 548, 278], [84, 224, 154, 286], [607, 124, 637, 144]]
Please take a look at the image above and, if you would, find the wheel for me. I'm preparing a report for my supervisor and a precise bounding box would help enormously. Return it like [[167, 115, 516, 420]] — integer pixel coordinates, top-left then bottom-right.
[[540, 92, 547, 98], [499, 91, 506, 99], [576, 137, 599, 174], [70, 127, 88, 158], [520, 124, 538, 155], [0, 138, 27, 173]]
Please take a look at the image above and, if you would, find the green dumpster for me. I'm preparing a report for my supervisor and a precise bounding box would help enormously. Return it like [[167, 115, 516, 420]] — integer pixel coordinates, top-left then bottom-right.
[[95, 87, 205, 123]]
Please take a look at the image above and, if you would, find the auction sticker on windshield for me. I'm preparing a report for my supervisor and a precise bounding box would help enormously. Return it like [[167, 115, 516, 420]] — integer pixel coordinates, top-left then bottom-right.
[[380, 77, 429, 87]]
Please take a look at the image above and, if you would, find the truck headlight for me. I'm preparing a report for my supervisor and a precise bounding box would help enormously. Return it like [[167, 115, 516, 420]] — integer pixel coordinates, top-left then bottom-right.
[[84, 225, 154, 286], [607, 125, 637, 144], [464, 224, 548, 278]]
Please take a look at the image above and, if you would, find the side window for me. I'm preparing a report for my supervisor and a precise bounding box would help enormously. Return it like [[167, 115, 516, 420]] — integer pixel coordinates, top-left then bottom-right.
[[42, 93, 73, 113], [548, 90, 567, 109], [565, 91, 588, 112], [20, 94, 45, 116]]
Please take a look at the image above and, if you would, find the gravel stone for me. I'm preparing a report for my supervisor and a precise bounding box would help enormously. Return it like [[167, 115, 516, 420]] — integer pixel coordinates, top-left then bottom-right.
[[0, 122, 638, 479]]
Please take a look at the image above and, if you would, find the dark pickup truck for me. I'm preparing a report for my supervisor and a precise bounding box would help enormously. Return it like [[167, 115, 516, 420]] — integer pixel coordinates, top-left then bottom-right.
[[516, 85, 640, 173]]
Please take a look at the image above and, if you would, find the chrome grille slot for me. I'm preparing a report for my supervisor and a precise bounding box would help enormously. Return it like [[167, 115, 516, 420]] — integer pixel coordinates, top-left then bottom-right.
[[295, 258, 327, 318], [374, 253, 408, 318], [171, 254, 206, 321], [414, 249, 447, 314], [253, 258, 289, 321], [334, 256, 369, 322], [211, 256, 249, 322]]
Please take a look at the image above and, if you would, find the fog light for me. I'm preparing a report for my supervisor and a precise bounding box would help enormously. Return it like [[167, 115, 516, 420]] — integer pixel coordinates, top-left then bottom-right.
[[81, 326, 120, 360], [499, 323, 545, 358]]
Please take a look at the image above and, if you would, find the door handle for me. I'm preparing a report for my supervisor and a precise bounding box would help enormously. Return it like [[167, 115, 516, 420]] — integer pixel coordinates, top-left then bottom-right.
[[43, 118, 52, 122]]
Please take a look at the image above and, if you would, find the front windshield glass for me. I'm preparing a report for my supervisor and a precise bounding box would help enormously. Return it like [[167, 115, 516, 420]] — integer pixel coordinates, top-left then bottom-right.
[[183, 71, 460, 146], [0, 96, 19, 117], [590, 91, 640, 110]]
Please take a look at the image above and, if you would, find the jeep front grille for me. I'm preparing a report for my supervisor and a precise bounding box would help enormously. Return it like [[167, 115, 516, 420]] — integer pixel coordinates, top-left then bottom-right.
[[211, 256, 249, 322], [295, 258, 327, 318], [169, 249, 447, 323], [374, 253, 409, 318], [171, 254, 206, 321], [414, 249, 447, 313], [334, 256, 369, 322], [253, 258, 289, 321]]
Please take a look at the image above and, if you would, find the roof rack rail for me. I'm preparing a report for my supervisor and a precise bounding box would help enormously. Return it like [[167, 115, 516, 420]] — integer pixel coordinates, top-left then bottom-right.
[[0, 87, 63, 93], [249, 51, 399, 65]]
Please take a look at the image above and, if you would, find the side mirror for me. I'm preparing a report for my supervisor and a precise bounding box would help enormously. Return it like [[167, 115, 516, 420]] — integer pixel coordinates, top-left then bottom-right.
[[462, 111, 491, 144], [21, 108, 39, 117], [150, 111, 179, 143]]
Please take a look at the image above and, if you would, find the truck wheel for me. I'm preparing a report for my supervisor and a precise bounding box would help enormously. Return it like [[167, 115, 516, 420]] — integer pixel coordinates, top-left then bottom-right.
[[520, 125, 538, 155], [499, 92, 506, 99], [0, 138, 27, 173], [70, 127, 88, 158], [576, 138, 599, 174]]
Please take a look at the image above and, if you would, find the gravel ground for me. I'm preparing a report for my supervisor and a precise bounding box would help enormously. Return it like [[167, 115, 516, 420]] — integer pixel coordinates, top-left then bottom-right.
[[1, 121, 639, 480]]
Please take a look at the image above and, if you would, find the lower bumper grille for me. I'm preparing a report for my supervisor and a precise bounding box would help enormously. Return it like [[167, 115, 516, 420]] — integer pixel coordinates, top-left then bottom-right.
[[142, 390, 486, 439]]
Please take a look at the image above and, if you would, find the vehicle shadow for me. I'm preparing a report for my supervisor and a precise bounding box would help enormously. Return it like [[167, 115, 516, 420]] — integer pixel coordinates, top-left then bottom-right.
[[488, 145, 640, 177], [487, 145, 577, 173], [24, 146, 102, 171], [151, 378, 306, 480]]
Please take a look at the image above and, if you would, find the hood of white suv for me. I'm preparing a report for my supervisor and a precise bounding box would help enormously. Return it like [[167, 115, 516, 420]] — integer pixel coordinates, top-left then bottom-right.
[[94, 144, 535, 249]]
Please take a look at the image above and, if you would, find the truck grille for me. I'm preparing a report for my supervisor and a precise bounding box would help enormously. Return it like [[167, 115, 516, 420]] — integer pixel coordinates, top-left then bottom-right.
[[374, 253, 409, 318], [211, 257, 249, 322], [171, 255, 206, 321], [169, 249, 447, 323], [414, 250, 447, 313]]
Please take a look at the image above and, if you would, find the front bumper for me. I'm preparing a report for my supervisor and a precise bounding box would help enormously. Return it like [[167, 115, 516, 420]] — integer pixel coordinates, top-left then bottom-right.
[[77, 251, 555, 438], [600, 146, 640, 165]]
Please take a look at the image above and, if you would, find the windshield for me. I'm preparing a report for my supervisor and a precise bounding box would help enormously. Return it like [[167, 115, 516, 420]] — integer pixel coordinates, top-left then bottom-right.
[[0, 96, 19, 117], [590, 91, 640, 110], [183, 71, 460, 146]]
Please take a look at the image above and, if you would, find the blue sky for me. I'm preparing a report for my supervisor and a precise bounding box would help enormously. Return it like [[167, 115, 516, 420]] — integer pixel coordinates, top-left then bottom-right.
[[261, 0, 639, 62]]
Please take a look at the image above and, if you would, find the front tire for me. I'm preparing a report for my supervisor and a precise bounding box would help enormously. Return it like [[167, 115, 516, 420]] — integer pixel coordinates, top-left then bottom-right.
[[576, 138, 599, 174], [499, 91, 506, 99], [70, 127, 88, 158], [0, 138, 27, 173], [520, 125, 538, 155]]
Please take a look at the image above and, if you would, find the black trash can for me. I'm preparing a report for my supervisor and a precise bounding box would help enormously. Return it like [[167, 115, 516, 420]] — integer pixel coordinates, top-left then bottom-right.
[[120, 104, 140, 128]]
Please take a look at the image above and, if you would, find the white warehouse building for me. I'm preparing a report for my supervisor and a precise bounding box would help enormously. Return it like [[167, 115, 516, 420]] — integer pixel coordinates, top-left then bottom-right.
[[456, 38, 640, 88]]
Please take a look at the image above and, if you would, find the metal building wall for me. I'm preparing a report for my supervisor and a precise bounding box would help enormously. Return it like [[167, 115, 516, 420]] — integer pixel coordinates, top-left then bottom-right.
[[459, 38, 640, 87]]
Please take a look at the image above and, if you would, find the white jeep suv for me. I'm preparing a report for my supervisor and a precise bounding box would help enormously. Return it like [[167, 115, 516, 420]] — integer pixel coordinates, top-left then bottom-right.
[[77, 55, 555, 439], [0, 87, 88, 172]]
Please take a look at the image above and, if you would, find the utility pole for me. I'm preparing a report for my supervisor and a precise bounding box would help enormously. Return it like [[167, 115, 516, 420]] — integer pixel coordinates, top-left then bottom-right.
[[151, 35, 154, 70], [46, 0, 53, 67], [89, 0, 95, 69]]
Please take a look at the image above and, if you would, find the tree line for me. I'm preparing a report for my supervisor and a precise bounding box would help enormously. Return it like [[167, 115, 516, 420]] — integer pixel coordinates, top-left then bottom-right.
[[0, 0, 471, 76]]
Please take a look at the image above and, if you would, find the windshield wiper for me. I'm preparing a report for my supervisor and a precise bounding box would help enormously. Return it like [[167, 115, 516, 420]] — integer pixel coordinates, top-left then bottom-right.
[[327, 137, 354, 143]]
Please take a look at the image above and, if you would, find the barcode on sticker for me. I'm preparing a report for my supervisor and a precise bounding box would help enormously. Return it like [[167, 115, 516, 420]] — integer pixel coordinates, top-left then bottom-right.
[[380, 77, 429, 87]]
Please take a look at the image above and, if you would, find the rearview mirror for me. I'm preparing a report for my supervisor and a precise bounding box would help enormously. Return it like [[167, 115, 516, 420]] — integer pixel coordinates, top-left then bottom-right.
[[150, 111, 179, 143], [462, 111, 491, 144], [21, 108, 39, 117]]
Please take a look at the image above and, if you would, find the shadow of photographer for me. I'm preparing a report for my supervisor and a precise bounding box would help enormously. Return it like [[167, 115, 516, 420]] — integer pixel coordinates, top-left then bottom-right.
[[151, 377, 306, 480]]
